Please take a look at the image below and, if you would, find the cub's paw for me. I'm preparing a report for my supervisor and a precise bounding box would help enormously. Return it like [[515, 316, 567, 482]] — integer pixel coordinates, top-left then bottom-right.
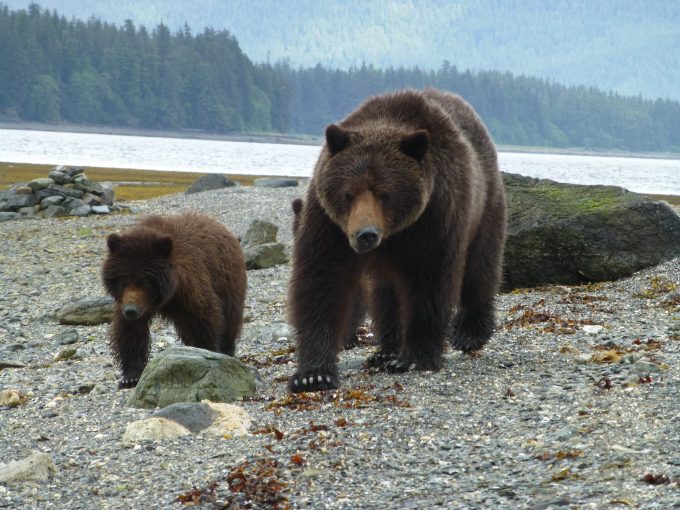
[[365, 350, 397, 369], [450, 309, 495, 352], [344, 334, 360, 350], [288, 370, 338, 393], [117, 376, 139, 389]]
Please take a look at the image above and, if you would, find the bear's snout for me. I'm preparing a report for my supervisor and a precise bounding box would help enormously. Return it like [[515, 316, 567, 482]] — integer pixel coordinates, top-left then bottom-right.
[[122, 304, 141, 320], [352, 225, 383, 253]]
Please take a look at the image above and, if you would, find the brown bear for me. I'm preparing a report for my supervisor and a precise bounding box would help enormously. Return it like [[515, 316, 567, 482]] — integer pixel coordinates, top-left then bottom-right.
[[102, 212, 246, 389], [287, 88, 507, 392]]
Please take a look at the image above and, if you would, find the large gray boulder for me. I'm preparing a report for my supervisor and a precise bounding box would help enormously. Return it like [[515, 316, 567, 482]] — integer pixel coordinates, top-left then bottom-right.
[[185, 174, 236, 194], [127, 346, 260, 409], [503, 173, 680, 290]]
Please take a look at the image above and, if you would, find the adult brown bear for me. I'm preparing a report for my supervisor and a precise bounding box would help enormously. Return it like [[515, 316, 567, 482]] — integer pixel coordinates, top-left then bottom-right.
[[102, 212, 246, 389], [287, 88, 507, 392]]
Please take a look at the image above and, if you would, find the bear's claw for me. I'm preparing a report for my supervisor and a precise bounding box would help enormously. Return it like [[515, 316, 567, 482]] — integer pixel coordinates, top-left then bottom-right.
[[366, 350, 397, 368], [386, 359, 418, 373], [288, 370, 338, 393], [117, 376, 139, 389]]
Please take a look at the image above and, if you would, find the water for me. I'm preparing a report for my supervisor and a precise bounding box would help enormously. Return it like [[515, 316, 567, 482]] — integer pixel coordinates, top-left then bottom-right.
[[1, 128, 679, 195]]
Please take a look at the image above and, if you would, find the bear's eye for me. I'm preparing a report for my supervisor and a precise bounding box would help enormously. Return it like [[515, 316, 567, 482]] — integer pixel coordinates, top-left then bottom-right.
[[377, 193, 389, 203], [344, 192, 354, 202]]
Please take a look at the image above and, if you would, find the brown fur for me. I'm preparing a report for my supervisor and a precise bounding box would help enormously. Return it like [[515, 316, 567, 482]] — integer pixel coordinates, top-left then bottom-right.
[[102, 212, 246, 388], [287, 88, 507, 392]]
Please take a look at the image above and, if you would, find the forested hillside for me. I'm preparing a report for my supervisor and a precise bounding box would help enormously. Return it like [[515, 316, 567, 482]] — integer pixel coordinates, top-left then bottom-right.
[[4, 0, 679, 101], [1, 4, 680, 153]]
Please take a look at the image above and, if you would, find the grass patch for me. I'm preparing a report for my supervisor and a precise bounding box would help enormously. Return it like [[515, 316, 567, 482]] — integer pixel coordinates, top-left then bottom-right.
[[0, 162, 287, 201]]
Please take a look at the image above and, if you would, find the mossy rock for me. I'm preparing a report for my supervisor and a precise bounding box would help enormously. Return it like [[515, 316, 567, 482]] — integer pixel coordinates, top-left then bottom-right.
[[128, 346, 260, 409], [502, 173, 680, 290]]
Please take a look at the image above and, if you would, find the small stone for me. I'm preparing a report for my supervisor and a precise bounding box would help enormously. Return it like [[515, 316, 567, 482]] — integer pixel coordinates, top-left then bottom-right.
[[43, 205, 67, 218], [122, 417, 192, 445], [54, 346, 78, 362], [633, 360, 663, 374], [582, 325, 603, 334], [0, 389, 29, 407], [40, 195, 64, 208], [0, 359, 27, 369], [0, 453, 57, 483], [0, 212, 20, 222], [55, 329, 79, 345], [185, 174, 236, 194]]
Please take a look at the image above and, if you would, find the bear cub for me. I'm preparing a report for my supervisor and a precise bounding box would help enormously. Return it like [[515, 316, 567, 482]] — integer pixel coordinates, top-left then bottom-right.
[[288, 88, 507, 392], [102, 212, 246, 388]]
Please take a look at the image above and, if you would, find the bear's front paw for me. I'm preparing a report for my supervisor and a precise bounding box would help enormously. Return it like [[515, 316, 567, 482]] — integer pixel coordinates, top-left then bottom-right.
[[366, 350, 397, 369], [288, 370, 338, 393], [117, 376, 140, 389]]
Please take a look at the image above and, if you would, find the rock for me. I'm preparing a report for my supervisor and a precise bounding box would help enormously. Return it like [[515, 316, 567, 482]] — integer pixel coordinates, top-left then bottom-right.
[[27, 178, 54, 191], [253, 177, 299, 188], [244, 242, 289, 270], [0, 389, 29, 407], [40, 195, 64, 208], [48, 169, 72, 184], [0, 453, 57, 484], [47, 183, 84, 199], [81, 193, 102, 206], [69, 204, 92, 216], [122, 417, 192, 444], [127, 346, 260, 409], [503, 173, 680, 290], [63, 197, 86, 210], [55, 296, 115, 325], [91, 205, 110, 214], [54, 346, 78, 361], [241, 219, 279, 248], [582, 325, 604, 334], [55, 328, 79, 345], [0, 212, 21, 222], [13, 185, 33, 195], [6, 190, 38, 210], [122, 402, 251, 444], [43, 205, 67, 218], [185, 174, 236, 194], [0, 359, 27, 369], [18, 206, 41, 219]]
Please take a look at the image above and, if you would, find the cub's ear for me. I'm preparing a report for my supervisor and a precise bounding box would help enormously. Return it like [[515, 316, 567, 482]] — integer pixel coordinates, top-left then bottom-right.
[[325, 124, 350, 155], [400, 130, 430, 162], [154, 236, 173, 259], [106, 233, 123, 253]]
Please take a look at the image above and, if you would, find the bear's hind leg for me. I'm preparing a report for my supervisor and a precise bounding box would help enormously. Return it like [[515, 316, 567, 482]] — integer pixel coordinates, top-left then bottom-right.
[[366, 285, 401, 368], [110, 311, 152, 389]]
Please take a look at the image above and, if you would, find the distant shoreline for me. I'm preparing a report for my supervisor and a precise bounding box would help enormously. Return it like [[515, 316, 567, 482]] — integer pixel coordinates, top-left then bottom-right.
[[2, 119, 680, 161]]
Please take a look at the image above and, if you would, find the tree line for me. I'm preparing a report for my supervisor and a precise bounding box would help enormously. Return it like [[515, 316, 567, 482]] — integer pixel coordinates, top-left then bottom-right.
[[1, 4, 679, 153]]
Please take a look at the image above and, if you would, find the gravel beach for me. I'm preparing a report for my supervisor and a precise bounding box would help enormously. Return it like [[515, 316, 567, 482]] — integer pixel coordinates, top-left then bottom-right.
[[1, 184, 680, 509]]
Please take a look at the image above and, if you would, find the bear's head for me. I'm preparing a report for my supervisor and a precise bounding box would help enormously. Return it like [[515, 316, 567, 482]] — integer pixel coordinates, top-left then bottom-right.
[[316, 124, 434, 253], [102, 227, 178, 320]]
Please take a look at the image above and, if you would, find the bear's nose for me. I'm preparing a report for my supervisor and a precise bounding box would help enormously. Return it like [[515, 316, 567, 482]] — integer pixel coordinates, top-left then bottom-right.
[[122, 304, 141, 320], [355, 226, 382, 253]]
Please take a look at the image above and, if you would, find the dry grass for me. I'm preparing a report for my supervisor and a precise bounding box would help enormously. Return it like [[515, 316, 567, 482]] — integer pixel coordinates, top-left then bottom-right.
[[0, 162, 282, 201]]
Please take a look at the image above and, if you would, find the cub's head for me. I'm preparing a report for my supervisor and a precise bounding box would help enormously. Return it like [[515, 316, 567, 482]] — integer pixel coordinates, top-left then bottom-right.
[[316, 124, 434, 253], [102, 227, 178, 320]]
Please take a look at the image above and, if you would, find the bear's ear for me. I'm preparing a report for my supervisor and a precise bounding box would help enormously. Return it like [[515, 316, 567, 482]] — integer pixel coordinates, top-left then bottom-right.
[[107, 233, 122, 253], [154, 236, 173, 259], [325, 124, 350, 155], [400, 130, 430, 162]]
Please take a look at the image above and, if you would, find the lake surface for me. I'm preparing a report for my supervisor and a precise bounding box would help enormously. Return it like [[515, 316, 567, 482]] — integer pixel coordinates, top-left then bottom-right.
[[1, 128, 679, 195]]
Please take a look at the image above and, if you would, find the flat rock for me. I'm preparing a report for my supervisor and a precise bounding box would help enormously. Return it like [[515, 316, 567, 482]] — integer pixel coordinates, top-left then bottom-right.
[[253, 177, 299, 188], [55, 296, 115, 325], [185, 174, 236, 194], [0, 453, 57, 484], [127, 346, 260, 409]]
